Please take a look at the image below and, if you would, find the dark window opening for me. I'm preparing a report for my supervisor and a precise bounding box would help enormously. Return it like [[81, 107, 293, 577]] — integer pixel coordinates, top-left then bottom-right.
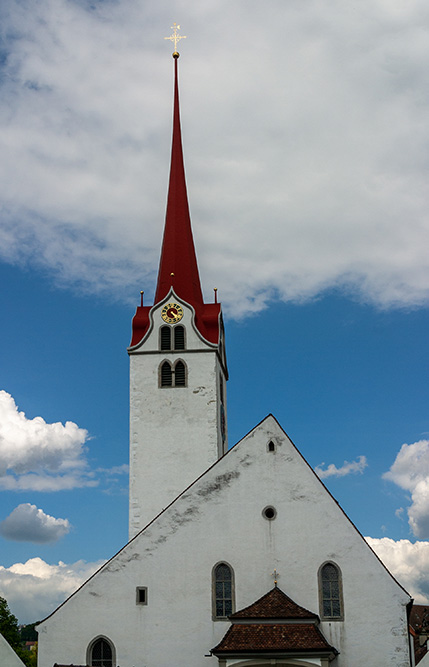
[[174, 360, 186, 386], [136, 586, 147, 605], [174, 325, 185, 350], [160, 326, 171, 351], [161, 361, 172, 386], [268, 441, 275, 452]]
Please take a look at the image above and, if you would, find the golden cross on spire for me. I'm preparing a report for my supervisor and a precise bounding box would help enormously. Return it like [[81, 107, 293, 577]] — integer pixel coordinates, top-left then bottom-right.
[[164, 23, 187, 56]]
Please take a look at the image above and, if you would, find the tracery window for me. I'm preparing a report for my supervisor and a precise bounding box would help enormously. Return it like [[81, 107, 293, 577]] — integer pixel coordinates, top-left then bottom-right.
[[213, 562, 234, 619], [88, 637, 114, 667], [319, 562, 343, 620]]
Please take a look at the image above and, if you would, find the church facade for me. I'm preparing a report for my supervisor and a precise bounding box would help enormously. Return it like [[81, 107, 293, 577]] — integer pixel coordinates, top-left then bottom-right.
[[37, 50, 413, 667]]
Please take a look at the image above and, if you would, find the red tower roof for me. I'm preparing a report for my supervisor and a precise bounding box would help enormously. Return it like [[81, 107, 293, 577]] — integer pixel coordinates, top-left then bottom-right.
[[130, 55, 221, 348], [154, 55, 204, 308]]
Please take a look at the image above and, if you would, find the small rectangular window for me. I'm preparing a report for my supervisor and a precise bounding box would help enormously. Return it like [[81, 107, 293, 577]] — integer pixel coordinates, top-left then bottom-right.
[[136, 587, 148, 605]]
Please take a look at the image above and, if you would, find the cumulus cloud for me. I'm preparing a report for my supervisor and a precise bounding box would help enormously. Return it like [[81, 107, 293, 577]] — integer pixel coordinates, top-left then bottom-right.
[[0, 390, 95, 491], [366, 537, 429, 603], [0, 557, 105, 624], [0, 504, 71, 543], [0, 1, 428, 315], [383, 440, 429, 538], [315, 455, 368, 479]]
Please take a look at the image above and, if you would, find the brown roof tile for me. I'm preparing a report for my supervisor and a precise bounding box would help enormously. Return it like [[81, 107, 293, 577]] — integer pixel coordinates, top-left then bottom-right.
[[230, 586, 318, 620], [212, 623, 337, 655]]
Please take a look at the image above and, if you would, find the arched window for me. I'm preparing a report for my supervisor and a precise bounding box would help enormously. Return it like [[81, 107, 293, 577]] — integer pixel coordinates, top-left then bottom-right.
[[160, 326, 171, 351], [88, 637, 115, 667], [159, 360, 187, 387], [174, 360, 186, 386], [213, 562, 234, 619], [319, 562, 343, 620], [174, 325, 185, 350], [161, 361, 172, 386]]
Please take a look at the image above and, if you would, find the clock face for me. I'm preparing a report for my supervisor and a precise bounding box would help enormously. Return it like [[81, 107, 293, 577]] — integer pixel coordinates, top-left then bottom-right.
[[161, 302, 184, 324]]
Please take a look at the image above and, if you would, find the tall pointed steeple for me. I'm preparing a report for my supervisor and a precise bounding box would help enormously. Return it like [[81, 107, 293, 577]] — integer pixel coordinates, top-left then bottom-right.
[[130, 52, 222, 347], [154, 54, 204, 309], [127, 41, 228, 538]]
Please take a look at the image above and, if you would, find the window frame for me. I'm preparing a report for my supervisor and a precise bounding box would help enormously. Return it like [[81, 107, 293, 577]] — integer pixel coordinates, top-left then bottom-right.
[[318, 561, 344, 621]]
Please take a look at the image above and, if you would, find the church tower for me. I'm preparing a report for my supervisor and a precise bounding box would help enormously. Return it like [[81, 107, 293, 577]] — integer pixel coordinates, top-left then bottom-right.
[[127, 50, 228, 539]]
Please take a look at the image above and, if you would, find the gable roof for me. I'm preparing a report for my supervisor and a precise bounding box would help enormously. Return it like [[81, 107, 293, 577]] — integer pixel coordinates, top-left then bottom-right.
[[212, 585, 337, 658]]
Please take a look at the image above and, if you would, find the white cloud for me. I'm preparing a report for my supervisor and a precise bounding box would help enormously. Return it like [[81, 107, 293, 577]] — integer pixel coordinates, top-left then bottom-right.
[[383, 440, 429, 538], [0, 557, 105, 624], [0, 1, 428, 315], [315, 455, 367, 479], [0, 504, 71, 543], [0, 390, 95, 491], [366, 537, 429, 604]]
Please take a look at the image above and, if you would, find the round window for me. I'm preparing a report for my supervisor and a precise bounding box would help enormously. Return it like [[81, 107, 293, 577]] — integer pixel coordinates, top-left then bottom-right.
[[262, 506, 277, 520]]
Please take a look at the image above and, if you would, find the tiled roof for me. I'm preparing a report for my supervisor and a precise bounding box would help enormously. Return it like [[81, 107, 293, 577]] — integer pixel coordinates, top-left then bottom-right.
[[212, 623, 337, 655], [230, 586, 318, 620]]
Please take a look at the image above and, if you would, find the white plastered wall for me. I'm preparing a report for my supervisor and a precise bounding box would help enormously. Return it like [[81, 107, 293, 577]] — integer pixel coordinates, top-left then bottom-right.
[[128, 293, 226, 537], [38, 416, 411, 667]]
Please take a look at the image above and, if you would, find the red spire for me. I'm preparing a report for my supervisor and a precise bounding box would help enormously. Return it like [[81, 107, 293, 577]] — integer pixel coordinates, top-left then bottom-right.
[[154, 55, 204, 307], [129, 54, 222, 348]]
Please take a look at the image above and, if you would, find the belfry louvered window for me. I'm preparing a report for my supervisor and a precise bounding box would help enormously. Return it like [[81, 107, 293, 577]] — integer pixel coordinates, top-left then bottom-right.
[[174, 325, 185, 350], [160, 360, 187, 387], [88, 637, 114, 667], [213, 562, 234, 618], [160, 325, 185, 351], [160, 326, 171, 351], [174, 360, 186, 386], [161, 361, 173, 386], [320, 562, 343, 619]]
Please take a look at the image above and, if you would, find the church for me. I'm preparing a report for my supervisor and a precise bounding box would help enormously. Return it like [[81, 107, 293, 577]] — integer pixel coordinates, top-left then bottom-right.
[[37, 39, 414, 667]]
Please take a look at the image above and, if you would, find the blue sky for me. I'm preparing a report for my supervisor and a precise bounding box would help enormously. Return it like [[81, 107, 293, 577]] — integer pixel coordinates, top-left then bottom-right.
[[0, 0, 428, 624]]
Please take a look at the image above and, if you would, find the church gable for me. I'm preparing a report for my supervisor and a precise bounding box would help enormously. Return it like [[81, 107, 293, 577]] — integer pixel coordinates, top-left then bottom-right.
[[38, 414, 410, 667]]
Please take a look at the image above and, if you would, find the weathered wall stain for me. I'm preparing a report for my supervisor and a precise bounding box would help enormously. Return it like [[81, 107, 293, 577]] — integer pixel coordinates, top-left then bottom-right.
[[196, 470, 240, 497]]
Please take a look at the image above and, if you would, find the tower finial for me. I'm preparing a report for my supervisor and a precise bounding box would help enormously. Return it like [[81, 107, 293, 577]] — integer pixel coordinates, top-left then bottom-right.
[[164, 23, 187, 57], [154, 36, 204, 309]]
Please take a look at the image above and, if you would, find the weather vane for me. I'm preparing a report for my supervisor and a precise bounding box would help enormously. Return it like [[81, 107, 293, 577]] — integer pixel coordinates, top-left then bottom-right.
[[164, 23, 187, 56]]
